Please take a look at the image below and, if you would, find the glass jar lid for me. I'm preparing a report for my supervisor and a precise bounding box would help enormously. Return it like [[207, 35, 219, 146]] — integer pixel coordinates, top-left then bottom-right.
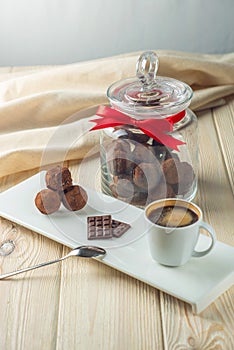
[[107, 51, 193, 117]]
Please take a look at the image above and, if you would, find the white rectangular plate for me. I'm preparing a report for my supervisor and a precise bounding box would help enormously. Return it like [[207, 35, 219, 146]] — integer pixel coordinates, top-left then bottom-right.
[[0, 172, 234, 314]]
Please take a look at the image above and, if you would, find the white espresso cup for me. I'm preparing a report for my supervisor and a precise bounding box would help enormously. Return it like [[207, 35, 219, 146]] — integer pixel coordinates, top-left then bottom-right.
[[145, 198, 216, 267]]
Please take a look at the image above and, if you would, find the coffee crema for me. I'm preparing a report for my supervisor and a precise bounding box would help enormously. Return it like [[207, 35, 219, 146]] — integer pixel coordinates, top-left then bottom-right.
[[148, 205, 199, 228]]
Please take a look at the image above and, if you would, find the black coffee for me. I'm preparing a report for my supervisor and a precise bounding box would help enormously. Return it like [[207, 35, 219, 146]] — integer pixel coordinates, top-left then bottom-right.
[[148, 205, 199, 228]]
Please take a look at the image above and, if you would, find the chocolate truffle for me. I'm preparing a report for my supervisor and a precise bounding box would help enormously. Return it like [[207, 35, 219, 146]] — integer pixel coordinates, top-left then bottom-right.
[[114, 126, 150, 143], [162, 158, 180, 184], [106, 139, 131, 154], [113, 174, 132, 184], [107, 150, 134, 175], [110, 181, 147, 206], [176, 162, 195, 194], [45, 165, 73, 192], [111, 178, 135, 199], [133, 162, 162, 190], [147, 183, 175, 204], [35, 189, 61, 215], [128, 128, 150, 143], [62, 185, 88, 211], [151, 145, 173, 162], [131, 143, 156, 164], [105, 139, 134, 175], [130, 191, 148, 206]]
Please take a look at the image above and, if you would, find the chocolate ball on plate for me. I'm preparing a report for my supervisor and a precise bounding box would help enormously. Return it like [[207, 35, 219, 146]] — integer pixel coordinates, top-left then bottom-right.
[[35, 189, 61, 215], [62, 185, 88, 211], [45, 165, 73, 192]]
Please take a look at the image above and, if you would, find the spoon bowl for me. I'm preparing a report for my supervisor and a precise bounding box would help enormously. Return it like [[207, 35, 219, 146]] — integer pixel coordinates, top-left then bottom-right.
[[67, 246, 106, 258]]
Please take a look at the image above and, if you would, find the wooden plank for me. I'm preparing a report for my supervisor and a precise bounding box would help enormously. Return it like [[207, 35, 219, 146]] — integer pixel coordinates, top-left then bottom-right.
[[160, 291, 234, 349], [160, 102, 234, 348], [213, 95, 234, 194], [56, 246, 163, 350], [55, 158, 164, 350], [196, 102, 234, 245], [0, 171, 63, 350]]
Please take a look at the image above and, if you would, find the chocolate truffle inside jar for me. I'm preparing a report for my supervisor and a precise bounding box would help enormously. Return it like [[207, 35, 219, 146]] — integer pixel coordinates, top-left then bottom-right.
[[111, 178, 135, 202], [127, 127, 150, 143], [150, 140, 174, 163], [146, 182, 175, 204], [62, 185, 88, 211], [176, 162, 195, 195], [106, 139, 131, 154], [35, 189, 61, 215], [133, 162, 162, 191], [106, 139, 134, 175], [162, 158, 180, 185], [107, 150, 134, 175], [130, 142, 156, 165]]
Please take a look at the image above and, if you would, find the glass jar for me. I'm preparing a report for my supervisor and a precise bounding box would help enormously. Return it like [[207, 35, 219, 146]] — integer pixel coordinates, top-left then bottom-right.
[[99, 51, 198, 207]]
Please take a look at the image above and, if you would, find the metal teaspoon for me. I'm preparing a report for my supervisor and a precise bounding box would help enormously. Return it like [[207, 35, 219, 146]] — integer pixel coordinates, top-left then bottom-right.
[[0, 245, 106, 280]]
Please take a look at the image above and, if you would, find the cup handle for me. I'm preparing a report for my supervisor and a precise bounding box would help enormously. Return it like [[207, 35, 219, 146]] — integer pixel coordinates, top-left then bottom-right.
[[192, 221, 216, 258]]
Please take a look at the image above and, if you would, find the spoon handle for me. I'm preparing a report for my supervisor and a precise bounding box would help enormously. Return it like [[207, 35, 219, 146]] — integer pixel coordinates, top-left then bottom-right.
[[0, 256, 68, 280]]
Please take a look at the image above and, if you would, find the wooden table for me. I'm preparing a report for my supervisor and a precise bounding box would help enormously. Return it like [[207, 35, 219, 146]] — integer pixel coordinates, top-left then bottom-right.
[[0, 94, 233, 350]]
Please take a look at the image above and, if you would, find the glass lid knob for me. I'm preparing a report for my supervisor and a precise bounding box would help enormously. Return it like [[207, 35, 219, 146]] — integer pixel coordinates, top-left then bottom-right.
[[136, 51, 159, 90], [125, 51, 161, 104]]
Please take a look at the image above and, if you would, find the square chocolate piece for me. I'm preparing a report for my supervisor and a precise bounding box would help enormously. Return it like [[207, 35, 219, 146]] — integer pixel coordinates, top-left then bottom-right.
[[87, 215, 112, 240], [111, 219, 131, 238]]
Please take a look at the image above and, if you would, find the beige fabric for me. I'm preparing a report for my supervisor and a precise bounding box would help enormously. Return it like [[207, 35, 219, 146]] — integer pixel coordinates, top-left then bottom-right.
[[0, 50, 234, 177]]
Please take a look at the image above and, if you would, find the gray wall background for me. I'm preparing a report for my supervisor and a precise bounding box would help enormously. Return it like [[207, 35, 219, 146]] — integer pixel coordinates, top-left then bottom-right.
[[0, 0, 233, 66]]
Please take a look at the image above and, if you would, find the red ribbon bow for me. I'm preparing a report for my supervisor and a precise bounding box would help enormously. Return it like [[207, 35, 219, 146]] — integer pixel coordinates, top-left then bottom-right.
[[89, 105, 186, 151]]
